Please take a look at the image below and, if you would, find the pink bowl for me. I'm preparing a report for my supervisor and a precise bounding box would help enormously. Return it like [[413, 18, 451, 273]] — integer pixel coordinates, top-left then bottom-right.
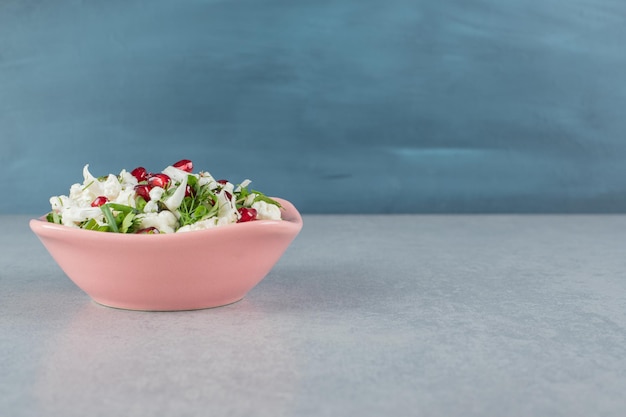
[[30, 198, 302, 311]]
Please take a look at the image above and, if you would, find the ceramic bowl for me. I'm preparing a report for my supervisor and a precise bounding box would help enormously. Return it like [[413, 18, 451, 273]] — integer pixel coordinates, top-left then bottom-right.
[[29, 198, 302, 311]]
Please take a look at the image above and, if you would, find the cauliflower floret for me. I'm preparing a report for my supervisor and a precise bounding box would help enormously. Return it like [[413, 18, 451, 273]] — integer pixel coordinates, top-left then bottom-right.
[[75, 165, 124, 203], [112, 187, 137, 207], [49, 195, 70, 213], [163, 175, 187, 212], [118, 169, 138, 187], [162, 165, 191, 183], [198, 171, 217, 189], [61, 206, 103, 228], [80, 164, 104, 198], [235, 179, 251, 192], [68, 183, 94, 207], [101, 174, 122, 200], [138, 210, 179, 234], [177, 217, 218, 233], [252, 200, 282, 220], [243, 193, 256, 207], [149, 186, 166, 201], [143, 200, 159, 213], [215, 190, 238, 224]]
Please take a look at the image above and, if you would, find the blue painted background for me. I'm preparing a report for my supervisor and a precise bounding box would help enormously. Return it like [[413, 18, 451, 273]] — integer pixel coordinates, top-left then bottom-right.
[[1, 0, 626, 214]]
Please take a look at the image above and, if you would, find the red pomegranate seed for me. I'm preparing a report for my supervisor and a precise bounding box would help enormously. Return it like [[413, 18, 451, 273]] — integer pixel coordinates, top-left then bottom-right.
[[185, 184, 194, 197], [148, 173, 171, 189], [237, 207, 257, 223], [131, 167, 148, 182], [91, 196, 109, 207], [173, 159, 193, 172], [135, 184, 151, 201], [217, 179, 228, 185], [136, 227, 160, 234]]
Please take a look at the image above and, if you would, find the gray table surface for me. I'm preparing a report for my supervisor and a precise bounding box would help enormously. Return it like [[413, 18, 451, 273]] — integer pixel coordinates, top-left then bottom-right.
[[2, 214, 626, 417]]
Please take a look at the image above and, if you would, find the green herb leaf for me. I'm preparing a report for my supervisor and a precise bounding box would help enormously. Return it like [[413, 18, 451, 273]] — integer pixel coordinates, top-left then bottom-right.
[[46, 212, 62, 224], [106, 203, 137, 214], [83, 218, 98, 230], [251, 190, 282, 208], [83, 218, 104, 231], [100, 204, 119, 233], [135, 196, 147, 212], [121, 212, 136, 233], [187, 175, 198, 192], [177, 183, 220, 227], [193, 204, 209, 219]]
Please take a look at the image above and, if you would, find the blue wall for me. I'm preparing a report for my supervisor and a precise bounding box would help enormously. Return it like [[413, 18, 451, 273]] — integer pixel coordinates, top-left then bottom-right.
[[2, 0, 626, 214]]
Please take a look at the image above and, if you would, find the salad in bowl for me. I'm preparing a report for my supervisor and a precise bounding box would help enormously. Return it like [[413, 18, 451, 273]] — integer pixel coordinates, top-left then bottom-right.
[[46, 159, 283, 234], [30, 159, 302, 311]]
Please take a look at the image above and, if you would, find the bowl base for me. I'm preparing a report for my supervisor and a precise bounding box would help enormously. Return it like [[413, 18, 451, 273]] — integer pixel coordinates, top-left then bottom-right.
[[90, 296, 245, 312]]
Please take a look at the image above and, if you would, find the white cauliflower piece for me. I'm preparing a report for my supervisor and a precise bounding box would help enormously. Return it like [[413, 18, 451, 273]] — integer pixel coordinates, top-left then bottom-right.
[[138, 210, 179, 234], [252, 200, 282, 220], [164, 175, 187, 212], [101, 174, 122, 200], [149, 186, 166, 201], [198, 171, 217, 189], [162, 165, 191, 183], [112, 187, 137, 207], [61, 206, 103, 228], [177, 217, 218, 233], [118, 169, 138, 187]]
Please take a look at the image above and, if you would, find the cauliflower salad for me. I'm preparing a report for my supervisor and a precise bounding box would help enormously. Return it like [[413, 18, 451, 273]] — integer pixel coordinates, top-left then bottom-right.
[[46, 159, 282, 234]]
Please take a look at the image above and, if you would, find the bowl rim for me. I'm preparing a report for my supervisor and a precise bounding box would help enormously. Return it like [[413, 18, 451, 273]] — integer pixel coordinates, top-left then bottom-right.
[[30, 197, 302, 241]]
